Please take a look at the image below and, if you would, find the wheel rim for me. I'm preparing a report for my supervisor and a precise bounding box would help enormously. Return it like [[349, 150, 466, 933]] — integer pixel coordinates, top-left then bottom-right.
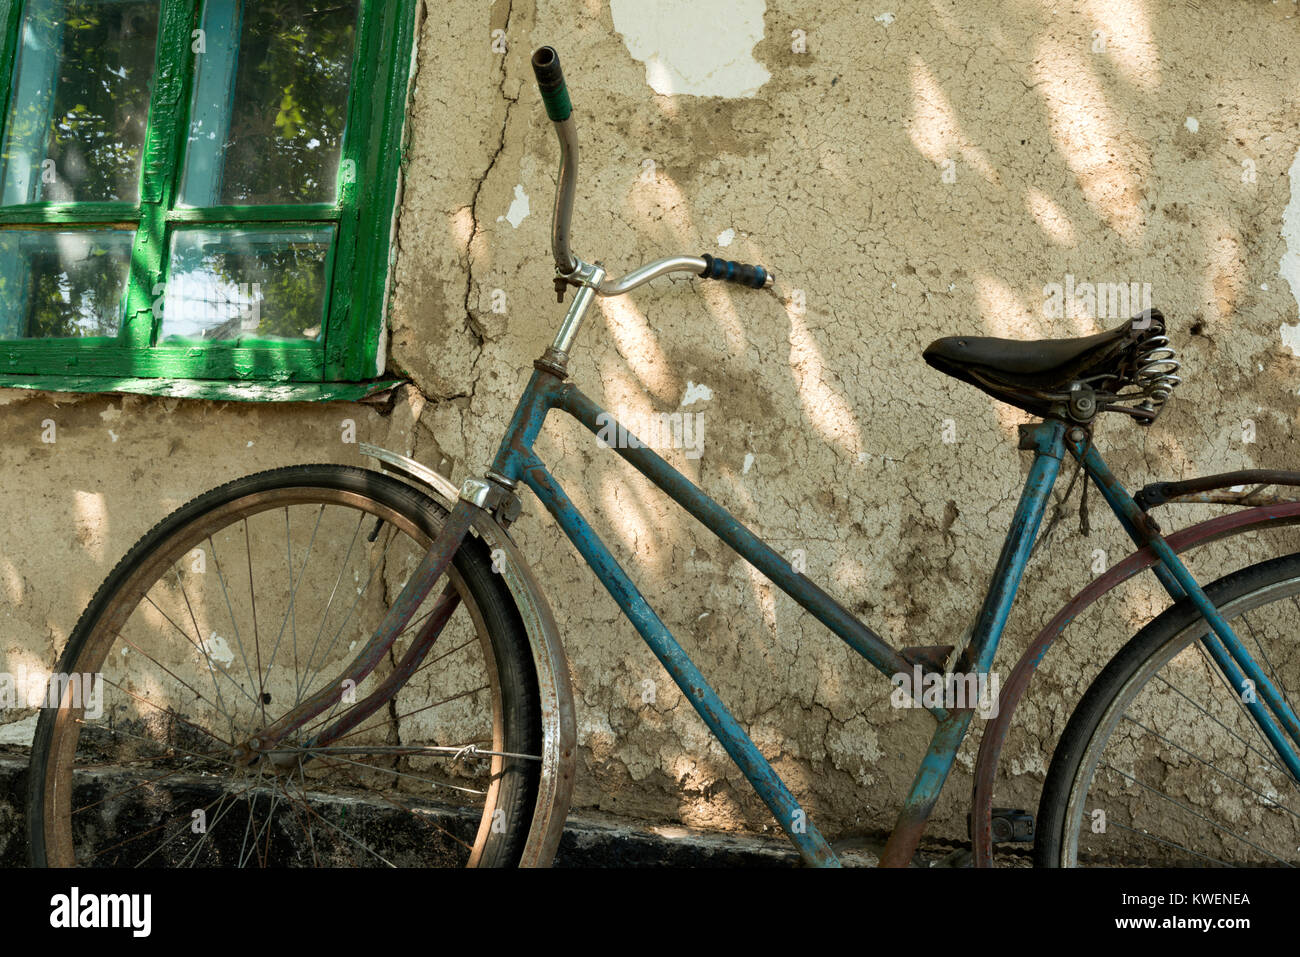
[[1061, 574, 1300, 866]]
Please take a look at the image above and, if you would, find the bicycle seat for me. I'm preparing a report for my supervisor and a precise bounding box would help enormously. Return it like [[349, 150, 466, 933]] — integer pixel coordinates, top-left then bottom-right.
[[923, 309, 1168, 419]]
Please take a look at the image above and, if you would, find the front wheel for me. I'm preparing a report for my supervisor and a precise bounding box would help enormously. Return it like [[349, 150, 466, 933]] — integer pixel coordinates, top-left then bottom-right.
[[28, 465, 544, 867], [1036, 552, 1300, 867]]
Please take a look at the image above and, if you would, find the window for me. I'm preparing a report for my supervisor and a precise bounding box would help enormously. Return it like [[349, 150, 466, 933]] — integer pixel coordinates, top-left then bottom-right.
[[0, 0, 416, 399]]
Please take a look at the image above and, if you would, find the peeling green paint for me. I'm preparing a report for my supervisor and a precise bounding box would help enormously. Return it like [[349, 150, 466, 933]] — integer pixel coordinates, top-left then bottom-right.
[[0, 373, 403, 402]]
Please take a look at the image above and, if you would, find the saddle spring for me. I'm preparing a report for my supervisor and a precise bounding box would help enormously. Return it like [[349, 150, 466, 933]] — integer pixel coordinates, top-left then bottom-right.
[[1132, 335, 1182, 417]]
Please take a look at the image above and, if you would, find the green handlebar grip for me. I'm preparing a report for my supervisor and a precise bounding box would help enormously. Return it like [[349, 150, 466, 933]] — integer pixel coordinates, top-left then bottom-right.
[[532, 46, 572, 122]]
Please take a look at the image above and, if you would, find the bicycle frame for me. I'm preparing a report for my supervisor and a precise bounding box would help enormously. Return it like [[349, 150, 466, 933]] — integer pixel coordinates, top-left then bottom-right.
[[249, 44, 1300, 867], [468, 360, 1300, 867], [364, 42, 1294, 867], [239, 289, 1300, 868]]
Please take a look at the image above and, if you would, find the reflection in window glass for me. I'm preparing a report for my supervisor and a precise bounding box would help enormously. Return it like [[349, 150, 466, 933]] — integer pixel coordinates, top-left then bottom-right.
[[0, 230, 134, 339], [179, 0, 359, 206], [0, 0, 159, 205], [160, 227, 333, 341]]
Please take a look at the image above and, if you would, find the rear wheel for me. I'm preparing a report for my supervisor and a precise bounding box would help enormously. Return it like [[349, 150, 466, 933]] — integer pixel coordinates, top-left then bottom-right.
[[28, 465, 543, 867], [1037, 552, 1300, 866]]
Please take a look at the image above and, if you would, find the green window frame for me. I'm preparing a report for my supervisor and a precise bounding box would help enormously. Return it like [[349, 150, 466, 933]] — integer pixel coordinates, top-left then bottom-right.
[[0, 0, 416, 400]]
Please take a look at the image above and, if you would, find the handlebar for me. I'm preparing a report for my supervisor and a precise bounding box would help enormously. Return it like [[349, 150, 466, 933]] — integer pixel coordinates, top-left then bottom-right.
[[531, 47, 578, 274], [531, 45, 571, 122], [530, 46, 773, 298]]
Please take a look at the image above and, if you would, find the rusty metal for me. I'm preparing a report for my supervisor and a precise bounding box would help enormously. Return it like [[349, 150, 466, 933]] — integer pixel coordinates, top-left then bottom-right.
[[970, 500, 1300, 866], [311, 584, 462, 749], [880, 712, 975, 867], [1167, 489, 1300, 507], [879, 807, 930, 868], [243, 502, 477, 755], [1135, 468, 1300, 509]]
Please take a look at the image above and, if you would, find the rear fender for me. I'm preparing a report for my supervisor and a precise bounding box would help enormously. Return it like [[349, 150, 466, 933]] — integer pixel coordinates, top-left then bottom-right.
[[971, 501, 1300, 866]]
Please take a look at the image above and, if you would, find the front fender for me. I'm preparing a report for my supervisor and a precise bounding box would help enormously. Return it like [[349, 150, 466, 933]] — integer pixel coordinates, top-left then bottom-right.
[[359, 443, 576, 868], [971, 501, 1300, 866]]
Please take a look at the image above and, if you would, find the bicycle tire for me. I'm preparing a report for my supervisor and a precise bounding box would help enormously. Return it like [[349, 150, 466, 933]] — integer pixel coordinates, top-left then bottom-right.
[[1036, 551, 1300, 867], [28, 465, 543, 867]]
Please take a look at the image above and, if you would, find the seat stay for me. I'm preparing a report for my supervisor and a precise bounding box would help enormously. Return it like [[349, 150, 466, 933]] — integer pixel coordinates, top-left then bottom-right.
[[1077, 437, 1300, 772]]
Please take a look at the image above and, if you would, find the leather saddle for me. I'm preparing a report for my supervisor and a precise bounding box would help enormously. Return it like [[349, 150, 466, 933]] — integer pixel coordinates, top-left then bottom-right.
[[923, 309, 1167, 420]]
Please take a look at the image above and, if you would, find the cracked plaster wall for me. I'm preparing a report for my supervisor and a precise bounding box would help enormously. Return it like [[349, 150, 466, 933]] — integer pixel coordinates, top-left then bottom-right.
[[4, 0, 1300, 846]]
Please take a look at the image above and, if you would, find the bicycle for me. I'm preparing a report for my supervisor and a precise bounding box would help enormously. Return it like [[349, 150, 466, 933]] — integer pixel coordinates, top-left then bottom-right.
[[28, 46, 1300, 868]]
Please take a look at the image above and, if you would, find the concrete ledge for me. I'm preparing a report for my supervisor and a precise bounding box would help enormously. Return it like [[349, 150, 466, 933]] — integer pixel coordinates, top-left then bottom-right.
[[0, 751, 889, 867]]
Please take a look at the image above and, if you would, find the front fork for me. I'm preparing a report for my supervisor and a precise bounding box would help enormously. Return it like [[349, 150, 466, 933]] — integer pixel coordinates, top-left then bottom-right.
[[232, 494, 486, 765]]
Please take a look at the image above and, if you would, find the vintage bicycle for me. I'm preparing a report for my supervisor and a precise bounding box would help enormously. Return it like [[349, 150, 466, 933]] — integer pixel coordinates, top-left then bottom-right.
[[28, 47, 1300, 868]]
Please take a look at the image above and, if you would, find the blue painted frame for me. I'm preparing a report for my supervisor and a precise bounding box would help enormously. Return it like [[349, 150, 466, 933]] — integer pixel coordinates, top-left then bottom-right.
[[486, 366, 1300, 866]]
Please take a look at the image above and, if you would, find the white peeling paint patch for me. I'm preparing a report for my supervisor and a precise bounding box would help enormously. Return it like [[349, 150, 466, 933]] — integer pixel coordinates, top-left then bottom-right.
[[716, 228, 736, 247], [1184, 116, 1199, 134], [1280, 323, 1300, 356], [742, 452, 755, 474], [610, 0, 770, 98], [0, 714, 37, 746], [498, 184, 530, 228], [1280, 147, 1300, 327], [201, 631, 235, 667], [874, 12, 895, 24], [681, 381, 714, 406]]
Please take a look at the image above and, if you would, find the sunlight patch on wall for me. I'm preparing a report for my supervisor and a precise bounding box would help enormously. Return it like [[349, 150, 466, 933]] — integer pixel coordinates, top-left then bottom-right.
[[1032, 34, 1144, 244]]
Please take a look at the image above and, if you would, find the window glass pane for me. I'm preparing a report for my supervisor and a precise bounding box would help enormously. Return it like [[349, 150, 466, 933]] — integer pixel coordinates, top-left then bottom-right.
[[0, 229, 133, 338], [179, 0, 359, 207], [160, 226, 332, 341], [0, 1, 159, 204]]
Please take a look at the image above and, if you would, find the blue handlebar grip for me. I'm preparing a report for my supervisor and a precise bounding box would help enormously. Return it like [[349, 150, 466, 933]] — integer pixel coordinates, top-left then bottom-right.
[[699, 253, 770, 289]]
